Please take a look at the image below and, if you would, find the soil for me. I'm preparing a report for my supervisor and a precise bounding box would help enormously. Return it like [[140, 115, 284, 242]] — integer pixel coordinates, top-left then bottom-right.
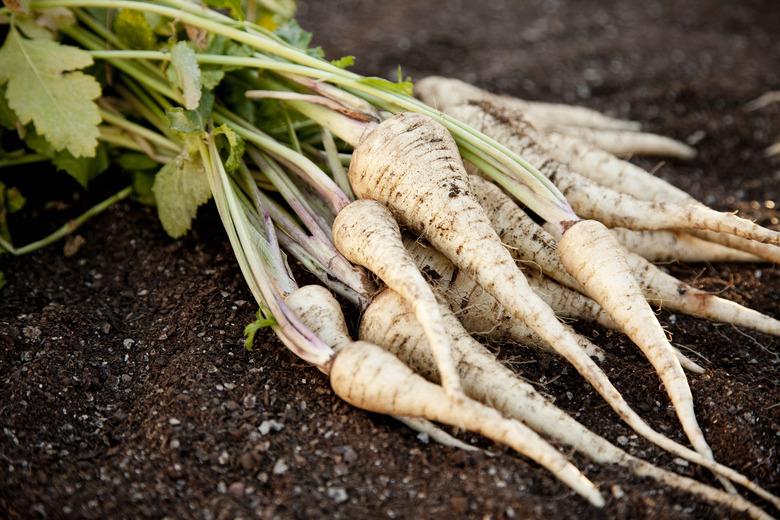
[[2, 0, 780, 518]]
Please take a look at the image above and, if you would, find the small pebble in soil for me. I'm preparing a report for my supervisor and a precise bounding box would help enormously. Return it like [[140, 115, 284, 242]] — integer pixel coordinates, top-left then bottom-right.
[[228, 481, 245, 498], [168, 418, 181, 426], [611, 484, 625, 499], [338, 445, 358, 463], [218, 451, 229, 465], [617, 435, 629, 446], [242, 394, 256, 409], [273, 458, 288, 475], [327, 487, 348, 504], [23, 326, 42, 340], [259, 420, 284, 435]]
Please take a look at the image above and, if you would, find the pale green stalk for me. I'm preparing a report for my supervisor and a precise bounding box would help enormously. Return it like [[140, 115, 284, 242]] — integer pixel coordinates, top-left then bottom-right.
[[37, 0, 575, 224], [1, 187, 132, 255], [100, 110, 180, 152], [320, 128, 353, 199], [0, 154, 48, 168], [200, 134, 334, 366]]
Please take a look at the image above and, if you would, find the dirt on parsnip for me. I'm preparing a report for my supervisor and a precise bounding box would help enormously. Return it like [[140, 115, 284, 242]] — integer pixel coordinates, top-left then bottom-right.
[[1, 0, 779, 518]]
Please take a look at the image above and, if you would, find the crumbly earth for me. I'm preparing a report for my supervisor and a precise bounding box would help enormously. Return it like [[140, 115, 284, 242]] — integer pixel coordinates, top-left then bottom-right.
[[1, 0, 779, 518]]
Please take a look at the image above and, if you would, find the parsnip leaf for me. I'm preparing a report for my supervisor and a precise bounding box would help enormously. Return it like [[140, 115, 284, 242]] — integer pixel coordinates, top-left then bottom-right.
[[358, 76, 414, 97], [132, 170, 156, 207], [118, 153, 158, 172], [331, 55, 355, 69], [166, 90, 214, 134], [275, 21, 324, 59], [0, 86, 16, 129], [204, 0, 244, 20], [169, 41, 202, 110], [6, 186, 25, 213], [212, 124, 244, 173], [25, 130, 108, 187], [152, 151, 212, 238], [0, 27, 101, 157], [244, 307, 276, 349], [114, 9, 157, 50]]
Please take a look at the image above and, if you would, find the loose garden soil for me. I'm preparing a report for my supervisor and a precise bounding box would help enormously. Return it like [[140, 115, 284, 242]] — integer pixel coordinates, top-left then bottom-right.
[[1, 0, 779, 518]]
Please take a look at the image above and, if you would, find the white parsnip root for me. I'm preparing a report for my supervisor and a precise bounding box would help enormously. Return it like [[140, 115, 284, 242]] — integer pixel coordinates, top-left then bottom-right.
[[538, 130, 696, 204], [471, 169, 780, 339], [547, 125, 697, 160], [332, 199, 464, 398], [347, 113, 646, 450], [404, 242, 714, 455], [558, 220, 718, 468], [448, 102, 780, 246], [403, 238, 607, 361], [612, 228, 762, 263], [331, 341, 604, 507], [359, 289, 778, 518], [285, 285, 474, 452], [692, 230, 780, 265], [415, 76, 641, 131], [416, 76, 696, 160], [287, 285, 603, 506]]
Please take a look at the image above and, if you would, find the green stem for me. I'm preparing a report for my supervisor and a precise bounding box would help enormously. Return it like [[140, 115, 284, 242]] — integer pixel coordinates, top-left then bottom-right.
[[84, 49, 575, 222], [8, 187, 132, 255], [100, 110, 180, 152], [0, 153, 48, 168]]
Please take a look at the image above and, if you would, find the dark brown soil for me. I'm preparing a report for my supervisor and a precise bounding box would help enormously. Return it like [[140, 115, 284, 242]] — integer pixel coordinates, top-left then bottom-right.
[[2, 0, 780, 518]]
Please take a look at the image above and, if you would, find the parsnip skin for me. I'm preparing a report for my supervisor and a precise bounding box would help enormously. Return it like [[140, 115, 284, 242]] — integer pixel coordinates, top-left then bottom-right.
[[286, 285, 603, 505], [403, 238, 606, 361], [333, 199, 464, 397], [347, 113, 626, 429], [451, 102, 780, 245], [415, 75, 641, 131], [285, 284, 351, 348], [540, 131, 695, 204], [359, 289, 777, 518], [403, 246, 710, 461], [612, 228, 762, 263], [558, 221, 715, 467], [625, 253, 780, 336], [473, 175, 780, 338], [330, 340, 605, 507], [693, 230, 780, 264], [548, 124, 696, 160], [285, 286, 475, 450]]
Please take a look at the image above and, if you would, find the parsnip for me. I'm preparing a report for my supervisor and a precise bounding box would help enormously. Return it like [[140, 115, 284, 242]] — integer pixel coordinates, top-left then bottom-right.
[[347, 112, 636, 440], [332, 199, 464, 397], [451, 102, 780, 245], [286, 285, 604, 506], [546, 125, 696, 160], [360, 290, 778, 518], [612, 228, 762, 263], [415, 75, 641, 131], [471, 160, 780, 338]]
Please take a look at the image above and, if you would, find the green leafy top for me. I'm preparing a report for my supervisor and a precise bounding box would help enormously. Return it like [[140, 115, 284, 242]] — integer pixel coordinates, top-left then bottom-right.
[[169, 41, 202, 110], [0, 26, 101, 157], [152, 146, 212, 239], [358, 76, 414, 97], [114, 8, 158, 50], [204, 0, 245, 21], [274, 20, 324, 59]]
